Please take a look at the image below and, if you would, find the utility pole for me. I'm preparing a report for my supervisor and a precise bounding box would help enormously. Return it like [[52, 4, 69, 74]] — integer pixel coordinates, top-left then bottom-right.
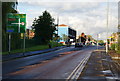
[[106, 0, 109, 53]]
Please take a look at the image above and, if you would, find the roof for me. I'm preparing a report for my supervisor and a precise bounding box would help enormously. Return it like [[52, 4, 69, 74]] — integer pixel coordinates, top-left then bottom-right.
[[58, 24, 76, 31], [58, 24, 68, 27]]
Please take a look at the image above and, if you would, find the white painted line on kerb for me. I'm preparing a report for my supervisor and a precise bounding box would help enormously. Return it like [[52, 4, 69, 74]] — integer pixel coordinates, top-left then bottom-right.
[[66, 54, 91, 81]]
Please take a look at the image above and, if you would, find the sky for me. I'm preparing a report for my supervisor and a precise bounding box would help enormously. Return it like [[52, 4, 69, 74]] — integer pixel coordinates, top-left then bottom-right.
[[17, 0, 119, 40]]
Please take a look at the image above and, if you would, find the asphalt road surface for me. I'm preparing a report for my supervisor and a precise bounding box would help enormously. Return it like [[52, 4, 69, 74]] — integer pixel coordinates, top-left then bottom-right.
[[3, 45, 102, 80]]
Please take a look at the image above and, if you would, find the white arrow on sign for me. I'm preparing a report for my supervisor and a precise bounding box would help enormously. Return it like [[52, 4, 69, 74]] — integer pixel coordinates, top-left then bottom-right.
[[11, 18, 25, 33]]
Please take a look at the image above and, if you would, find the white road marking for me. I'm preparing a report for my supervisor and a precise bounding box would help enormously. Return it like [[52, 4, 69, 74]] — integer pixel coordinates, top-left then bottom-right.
[[66, 54, 91, 81]]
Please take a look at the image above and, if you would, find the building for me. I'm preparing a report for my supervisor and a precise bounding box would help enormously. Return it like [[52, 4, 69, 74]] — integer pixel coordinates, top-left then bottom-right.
[[57, 24, 76, 44], [26, 29, 35, 39], [110, 32, 119, 43], [21, 29, 35, 39]]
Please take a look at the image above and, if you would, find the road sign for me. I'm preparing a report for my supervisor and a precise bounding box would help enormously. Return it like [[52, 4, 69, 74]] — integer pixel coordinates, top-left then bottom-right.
[[7, 13, 26, 33]]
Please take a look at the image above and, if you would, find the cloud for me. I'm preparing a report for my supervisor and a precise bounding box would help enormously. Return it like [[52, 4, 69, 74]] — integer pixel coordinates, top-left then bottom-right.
[[18, 0, 120, 2], [17, 1, 118, 40]]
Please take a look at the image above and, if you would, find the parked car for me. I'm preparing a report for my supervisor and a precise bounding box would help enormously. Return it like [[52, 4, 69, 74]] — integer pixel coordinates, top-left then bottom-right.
[[75, 42, 83, 48]]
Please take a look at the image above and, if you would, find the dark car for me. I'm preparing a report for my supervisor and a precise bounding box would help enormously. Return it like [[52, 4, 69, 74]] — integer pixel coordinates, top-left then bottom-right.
[[75, 42, 83, 48], [98, 43, 105, 46]]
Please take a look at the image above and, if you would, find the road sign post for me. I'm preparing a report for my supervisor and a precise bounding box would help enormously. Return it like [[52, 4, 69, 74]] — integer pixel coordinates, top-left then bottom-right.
[[8, 33, 11, 54], [7, 13, 26, 33], [7, 13, 26, 54], [23, 33, 26, 55]]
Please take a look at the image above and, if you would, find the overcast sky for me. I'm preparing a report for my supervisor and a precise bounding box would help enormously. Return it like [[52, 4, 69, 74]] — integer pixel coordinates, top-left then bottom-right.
[[17, 0, 119, 40]]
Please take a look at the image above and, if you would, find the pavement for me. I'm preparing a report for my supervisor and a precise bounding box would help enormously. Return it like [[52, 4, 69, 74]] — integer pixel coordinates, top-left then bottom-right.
[[77, 49, 120, 81], [2, 46, 66, 61]]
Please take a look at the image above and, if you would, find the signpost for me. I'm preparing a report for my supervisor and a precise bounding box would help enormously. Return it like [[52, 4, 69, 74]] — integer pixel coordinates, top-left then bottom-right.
[[7, 13, 26, 33], [7, 13, 26, 54]]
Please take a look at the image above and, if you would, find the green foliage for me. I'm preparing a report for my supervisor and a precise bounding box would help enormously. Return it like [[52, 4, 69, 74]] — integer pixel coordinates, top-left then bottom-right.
[[117, 50, 120, 54], [2, 2, 21, 52], [2, 43, 63, 55], [110, 43, 119, 52], [110, 43, 116, 50], [49, 41, 63, 48], [32, 10, 56, 44], [98, 40, 104, 43], [118, 36, 120, 54], [2, 45, 49, 55], [52, 34, 61, 42], [82, 35, 95, 41], [62, 34, 69, 41]]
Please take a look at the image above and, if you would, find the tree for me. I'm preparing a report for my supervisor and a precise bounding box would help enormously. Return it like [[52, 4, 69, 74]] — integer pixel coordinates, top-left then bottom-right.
[[62, 34, 69, 41], [2, 2, 20, 52], [32, 11, 56, 44], [98, 40, 104, 43], [52, 33, 61, 42], [118, 32, 120, 53]]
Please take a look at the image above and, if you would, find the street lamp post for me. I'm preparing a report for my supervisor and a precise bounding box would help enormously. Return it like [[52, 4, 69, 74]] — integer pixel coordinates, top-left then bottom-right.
[[106, 0, 109, 53], [118, 2, 120, 55]]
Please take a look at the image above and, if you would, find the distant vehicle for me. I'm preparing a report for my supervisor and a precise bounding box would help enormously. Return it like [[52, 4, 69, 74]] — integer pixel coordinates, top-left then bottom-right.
[[71, 42, 75, 45], [75, 42, 83, 48], [98, 43, 105, 46], [65, 41, 71, 47]]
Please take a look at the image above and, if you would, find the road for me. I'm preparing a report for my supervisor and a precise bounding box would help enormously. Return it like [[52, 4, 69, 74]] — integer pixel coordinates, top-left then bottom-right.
[[3, 45, 100, 80]]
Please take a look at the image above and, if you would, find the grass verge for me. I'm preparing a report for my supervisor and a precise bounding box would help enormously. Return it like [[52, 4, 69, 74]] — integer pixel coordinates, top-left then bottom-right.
[[2, 42, 63, 55]]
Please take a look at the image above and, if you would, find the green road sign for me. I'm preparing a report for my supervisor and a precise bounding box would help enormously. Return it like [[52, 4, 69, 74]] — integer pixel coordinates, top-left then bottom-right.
[[7, 13, 26, 33]]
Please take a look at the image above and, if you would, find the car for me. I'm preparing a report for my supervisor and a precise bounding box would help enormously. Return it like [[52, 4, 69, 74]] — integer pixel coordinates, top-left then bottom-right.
[[75, 42, 83, 48], [98, 43, 105, 46]]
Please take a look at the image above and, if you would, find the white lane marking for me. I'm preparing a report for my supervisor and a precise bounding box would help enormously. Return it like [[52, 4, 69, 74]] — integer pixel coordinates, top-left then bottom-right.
[[55, 46, 75, 52], [66, 54, 91, 81], [72, 56, 89, 79], [55, 47, 68, 52]]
